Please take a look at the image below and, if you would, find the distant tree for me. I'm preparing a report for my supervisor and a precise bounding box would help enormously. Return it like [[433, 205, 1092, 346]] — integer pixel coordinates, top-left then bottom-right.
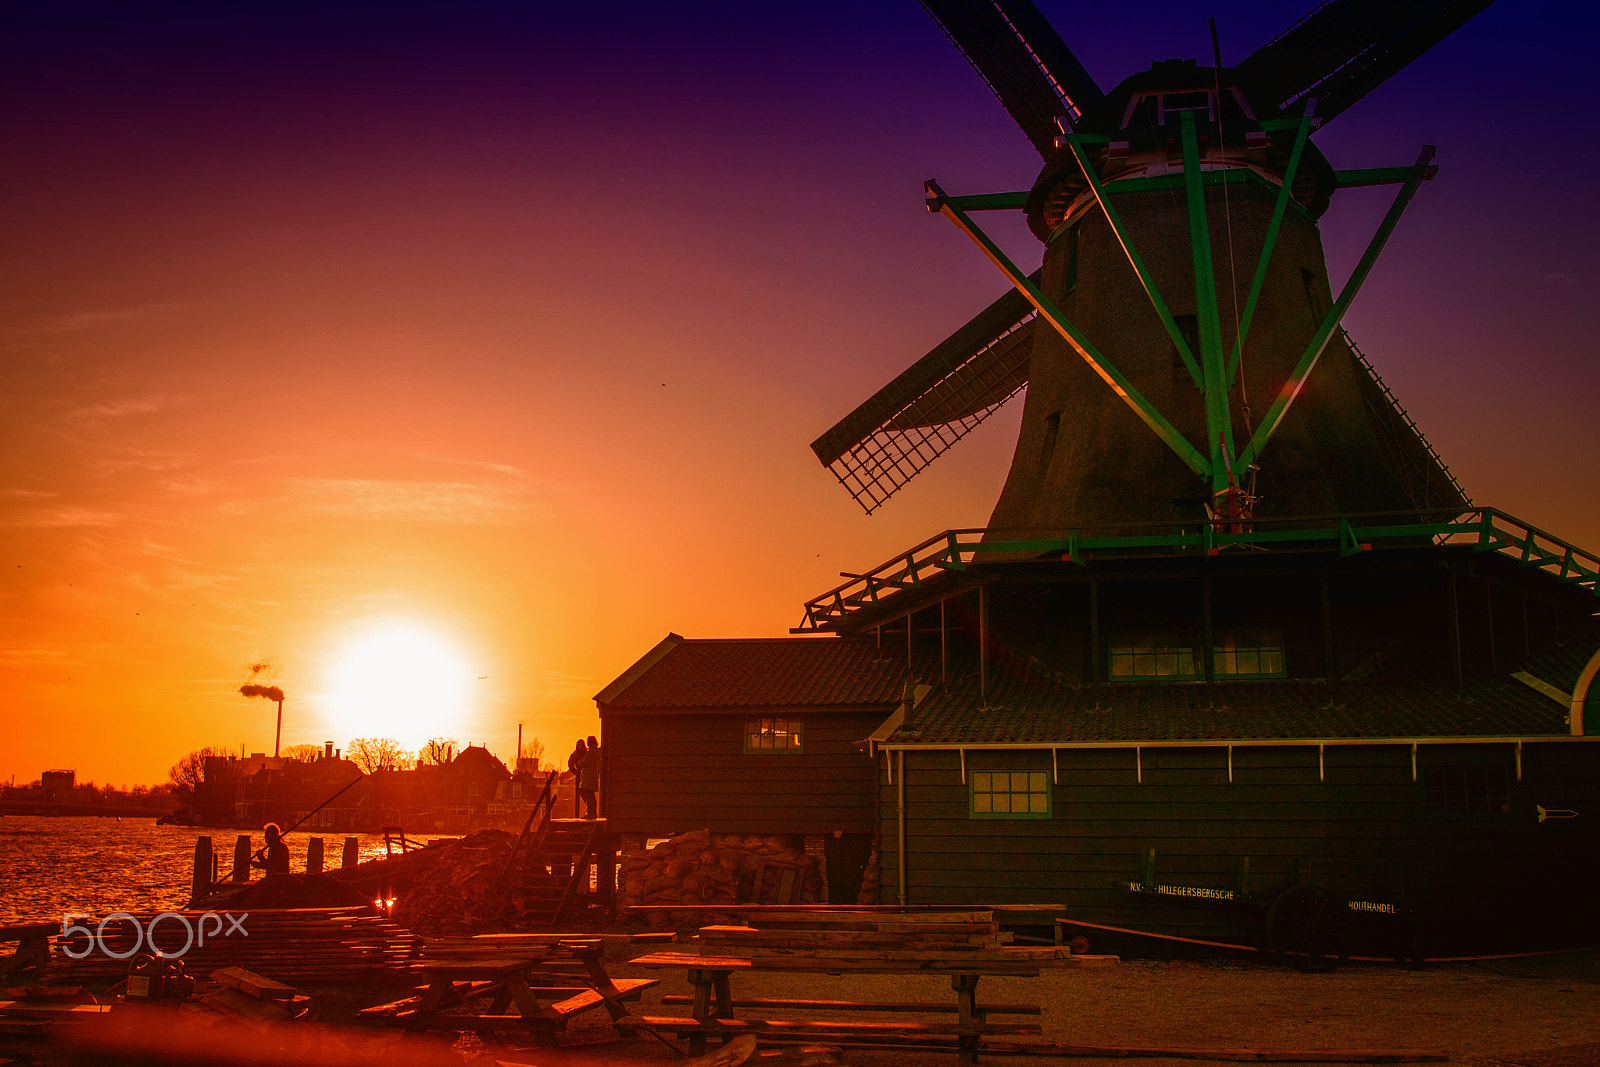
[[280, 743, 324, 763], [346, 737, 407, 774], [519, 738, 546, 772], [419, 738, 458, 766], [168, 746, 240, 823]]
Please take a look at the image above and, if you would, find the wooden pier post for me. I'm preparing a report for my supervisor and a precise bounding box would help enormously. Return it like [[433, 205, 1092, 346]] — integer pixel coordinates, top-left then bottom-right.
[[191, 835, 213, 902], [341, 837, 359, 869], [232, 835, 251, 882], [306, 836, 324, 875]]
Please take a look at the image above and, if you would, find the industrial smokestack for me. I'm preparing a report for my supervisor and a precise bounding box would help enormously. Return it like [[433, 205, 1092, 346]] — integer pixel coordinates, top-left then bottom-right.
[[239, 684, 286, 758]]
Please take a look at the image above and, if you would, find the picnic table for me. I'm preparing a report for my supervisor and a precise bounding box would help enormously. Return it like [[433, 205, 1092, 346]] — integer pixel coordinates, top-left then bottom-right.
[[0, 924, 55, 984], [624, 950, 1042, 1065], [358, 936, 656, 1041]]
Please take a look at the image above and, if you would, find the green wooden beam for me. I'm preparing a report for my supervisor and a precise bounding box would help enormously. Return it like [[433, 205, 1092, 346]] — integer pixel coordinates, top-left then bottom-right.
[[1335, 165, 1438, 188], [1227, 107, 1315, 385], [1058, 130, 1204, 390], [1180, 115, 1234, 493], [1238, 147, 1436, 470], [926, 180, 1210, 479], [941, 192, 1030, 211]]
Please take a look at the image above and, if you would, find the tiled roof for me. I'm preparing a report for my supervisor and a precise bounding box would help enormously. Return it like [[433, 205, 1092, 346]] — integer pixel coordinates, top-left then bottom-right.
[[1520, 615, 1600, 694], [893, 652, 1570, 745], [599, 635, 909, 709]]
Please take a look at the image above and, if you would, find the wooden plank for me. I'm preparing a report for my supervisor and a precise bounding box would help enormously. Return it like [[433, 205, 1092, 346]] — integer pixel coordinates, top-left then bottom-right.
[[618, 1015, 1042, 1037], [387, 1012, 565, 1032], [659, 995, 1041, 1015], [0, 924, 57, 942], [544, 978, 659, 1018], [982, 1040, 1446, 1062], [209, 967, 297, 1001]]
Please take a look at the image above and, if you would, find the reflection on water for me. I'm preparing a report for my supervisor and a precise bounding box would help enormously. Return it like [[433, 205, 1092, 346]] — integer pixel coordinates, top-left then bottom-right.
[[0, 815, 452, 924]]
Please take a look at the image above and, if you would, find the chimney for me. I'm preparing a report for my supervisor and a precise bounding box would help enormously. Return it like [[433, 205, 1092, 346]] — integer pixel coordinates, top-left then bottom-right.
[[335, 748, 341, 761], [324, 741, 333, 760]]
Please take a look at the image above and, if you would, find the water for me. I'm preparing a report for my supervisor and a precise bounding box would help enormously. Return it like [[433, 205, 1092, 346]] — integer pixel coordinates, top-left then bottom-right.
[[0, 815, 451, 925]]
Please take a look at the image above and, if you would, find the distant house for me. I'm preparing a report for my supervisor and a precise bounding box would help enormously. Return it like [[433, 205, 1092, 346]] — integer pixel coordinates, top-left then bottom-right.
[[596, 634, 909, 904], [368, 744, 516, 832], [231, 749, 368, 831]]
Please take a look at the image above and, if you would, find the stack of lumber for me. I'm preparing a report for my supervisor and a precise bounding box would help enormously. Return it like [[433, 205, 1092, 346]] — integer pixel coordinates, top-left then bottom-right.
[[696, 909, 1060, 964], [45, 906, 421, 985]]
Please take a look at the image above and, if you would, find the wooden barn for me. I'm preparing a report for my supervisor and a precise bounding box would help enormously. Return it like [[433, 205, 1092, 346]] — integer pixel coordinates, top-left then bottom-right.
[[595, 635, 905, 905]]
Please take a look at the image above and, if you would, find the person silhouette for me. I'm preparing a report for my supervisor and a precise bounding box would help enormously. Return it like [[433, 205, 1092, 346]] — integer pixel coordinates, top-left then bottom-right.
[[579, 735, 601, 819], [250, 823, 290, 875]]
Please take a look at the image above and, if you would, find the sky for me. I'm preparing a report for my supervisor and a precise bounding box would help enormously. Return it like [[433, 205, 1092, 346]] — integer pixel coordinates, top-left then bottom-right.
[[3, 1, 1597, 788]]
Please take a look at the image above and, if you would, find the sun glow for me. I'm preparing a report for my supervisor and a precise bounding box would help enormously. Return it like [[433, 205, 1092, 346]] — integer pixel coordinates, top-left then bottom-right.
[[325, 620, 473, 752]]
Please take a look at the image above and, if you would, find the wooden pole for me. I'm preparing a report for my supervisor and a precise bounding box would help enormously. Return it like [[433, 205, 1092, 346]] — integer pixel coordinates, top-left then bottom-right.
[[1485, 579, 1497, 676], [1449, 570, 1464, 691], [341, 836, 359, 869], [1321, 572, 1337, 696], [306, 836, 324, 875], [231, 835, 251, 882], [896, 751, 907, 906], [979, 586, 988, 702], [940, 599, 949, 685], [191, 835, 213, 903], [1089, 579, 1101, 683]]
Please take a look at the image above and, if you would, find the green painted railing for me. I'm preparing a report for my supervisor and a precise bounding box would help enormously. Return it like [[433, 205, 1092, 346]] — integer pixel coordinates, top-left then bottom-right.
[[793, 508, 1600, 632]]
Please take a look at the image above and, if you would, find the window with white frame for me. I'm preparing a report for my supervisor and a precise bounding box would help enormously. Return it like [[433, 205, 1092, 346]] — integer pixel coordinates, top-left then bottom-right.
[[970, 770, 1050, 819]]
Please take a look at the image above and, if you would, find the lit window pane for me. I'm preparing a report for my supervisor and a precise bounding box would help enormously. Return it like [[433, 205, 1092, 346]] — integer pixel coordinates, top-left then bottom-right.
[[993, 794, 1011, 813], [974, 772, 990, 791], [973, 794, 991, 812], [1029, 793, 1048, 813], [1029, 772, 1047, 791]]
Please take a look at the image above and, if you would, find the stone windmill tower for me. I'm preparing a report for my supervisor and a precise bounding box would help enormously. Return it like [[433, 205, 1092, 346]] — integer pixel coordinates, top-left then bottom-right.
[[813, 0, 1483, 537]]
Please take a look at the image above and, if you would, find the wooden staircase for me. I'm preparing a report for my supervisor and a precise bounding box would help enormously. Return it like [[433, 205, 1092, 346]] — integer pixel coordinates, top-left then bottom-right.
[[517, 818, 607, 927], [504, 773, 614, 927]]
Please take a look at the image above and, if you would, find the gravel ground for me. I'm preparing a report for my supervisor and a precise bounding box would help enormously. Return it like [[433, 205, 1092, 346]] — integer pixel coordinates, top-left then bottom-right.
[[465, 952, 1600, 1067]]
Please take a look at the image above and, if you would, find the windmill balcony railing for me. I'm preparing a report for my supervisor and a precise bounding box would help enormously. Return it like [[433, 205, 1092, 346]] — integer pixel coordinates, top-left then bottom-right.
[[792, 507, 1600, 632]]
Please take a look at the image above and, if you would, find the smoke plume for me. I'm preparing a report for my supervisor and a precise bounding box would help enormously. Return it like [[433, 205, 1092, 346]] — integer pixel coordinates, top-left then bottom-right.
[[240, 684, 284, 702]]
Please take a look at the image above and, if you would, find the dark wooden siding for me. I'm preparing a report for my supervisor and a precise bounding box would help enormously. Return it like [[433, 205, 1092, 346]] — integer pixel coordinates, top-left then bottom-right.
[[876, 741, 1600, 953], [602, 708, 886, 834]]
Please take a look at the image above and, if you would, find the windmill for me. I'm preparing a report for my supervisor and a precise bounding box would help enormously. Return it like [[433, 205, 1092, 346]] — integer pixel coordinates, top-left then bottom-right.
[[812, 0, 1483, 537]]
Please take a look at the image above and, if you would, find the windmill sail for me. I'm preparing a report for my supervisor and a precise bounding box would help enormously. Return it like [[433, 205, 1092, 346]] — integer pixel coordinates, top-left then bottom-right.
[[812, 284, 1035, 514], [1236, 0, 1496, 122], [918, 0, 1104, 154], [812, 1, 1494, 527]]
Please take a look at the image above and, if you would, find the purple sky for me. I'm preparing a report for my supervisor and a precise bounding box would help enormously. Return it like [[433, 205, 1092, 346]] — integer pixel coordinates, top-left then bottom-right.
[[2, 1, 1595, 785]]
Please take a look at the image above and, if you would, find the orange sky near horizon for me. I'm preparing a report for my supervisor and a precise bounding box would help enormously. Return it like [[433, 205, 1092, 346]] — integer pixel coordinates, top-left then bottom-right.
[[4, 2, 1598, 788]]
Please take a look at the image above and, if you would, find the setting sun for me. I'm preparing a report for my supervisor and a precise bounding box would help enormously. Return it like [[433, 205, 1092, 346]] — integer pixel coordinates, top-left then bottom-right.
[[325, 621, 474, 752]]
